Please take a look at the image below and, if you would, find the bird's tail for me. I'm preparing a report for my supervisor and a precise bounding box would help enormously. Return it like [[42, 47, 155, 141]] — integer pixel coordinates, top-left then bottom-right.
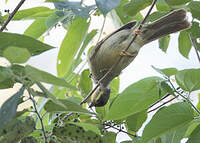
[[139, 9, 190, 44]]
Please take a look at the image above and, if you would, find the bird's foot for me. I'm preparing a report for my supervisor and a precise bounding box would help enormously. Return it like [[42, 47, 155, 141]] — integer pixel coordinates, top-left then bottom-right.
[[134, 29, 142, 35], [120, 50, 136, 57]]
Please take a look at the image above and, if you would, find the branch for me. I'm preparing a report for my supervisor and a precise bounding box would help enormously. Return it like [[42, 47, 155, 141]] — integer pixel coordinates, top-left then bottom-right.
[[148, 97, 176, 113], [27, 88, 48, 143], [0, 0, 26, 32], [81, 0, 158, 104], [103, 123, 137, 137], [189, 34, 200, 64]]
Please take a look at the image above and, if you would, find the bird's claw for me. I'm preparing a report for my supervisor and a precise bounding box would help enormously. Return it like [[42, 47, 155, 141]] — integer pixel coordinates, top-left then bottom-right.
[[120, 50, 136, 57], [134, 29, 142, 35]]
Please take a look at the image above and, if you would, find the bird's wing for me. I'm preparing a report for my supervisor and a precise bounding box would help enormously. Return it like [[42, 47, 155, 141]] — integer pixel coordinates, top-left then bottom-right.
[[89, 21, 137, 59]]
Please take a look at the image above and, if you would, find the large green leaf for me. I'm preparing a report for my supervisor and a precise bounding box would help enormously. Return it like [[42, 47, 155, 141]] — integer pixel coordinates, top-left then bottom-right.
[[178, 30, 192, 58], [187, 124, 200, 143], [0, 86, 25, 130], [0, 32, 55, 56], [126, 110, 147, 132], [102, 132, 117, 143], [156, 0, 170, 11], [175, 69, 200, 92], [165, 0, 192, 6], [57, 18, 89, 77], [44, 99, 92, 115], [158, 35, 170, 52], [3, 46, 31, 63], [25, 65, 76, 89], [146, 11, 167, 22], [24, 18, 47, 39], [142, 102, 194, 142], [95, 0, 120, 15], [188, 1, 200, 20], [3, 7, 54, 21], [123, 0, 153, 17], [104, 77, 162, 120]]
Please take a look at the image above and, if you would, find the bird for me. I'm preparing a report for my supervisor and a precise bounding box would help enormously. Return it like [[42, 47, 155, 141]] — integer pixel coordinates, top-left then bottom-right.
[[87, 9, 190, 107]]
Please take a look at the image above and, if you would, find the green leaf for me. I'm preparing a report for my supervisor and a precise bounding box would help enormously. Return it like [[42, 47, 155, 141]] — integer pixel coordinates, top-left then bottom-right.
[[165, 0, 192, 6], [57, 18, 89, 77], [73, 29, 97, 70], [104, 77, 162, 120], [146, 11, 167, 22], [95, 0, 120, 15], [185, 119, 200, 138], [123, 0, 153, 17], [156, 0, 170, 11], [3, 7, 54, 21], [142, 102, 194, 142], [160, 68, 178, 77], [3, 46, 31, 63], [187, 1, 200, 20], [188, 21, 200, 39], [160, 124, 189, 143], [0, 66, 12, 82], [102, 132, 117, 143], [158, 35, 170, 52], [0, 32, 55, 56], [110, 77, 120, 95], [126, 110, 147, 132], [69, 122, 101, 135], [0, 86, 25, 130], [178, 30, 192, 58], [25, 65, 76, 89], [187, 124, 200, 143], [175, 69, 200, 92], [24, 18, 47, 39], [79, 69, 92, 96], [44, 99, 92, 115]]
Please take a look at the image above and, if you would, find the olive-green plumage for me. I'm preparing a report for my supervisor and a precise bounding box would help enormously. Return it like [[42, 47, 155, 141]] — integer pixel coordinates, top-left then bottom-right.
[[88, 9, 190, 107]]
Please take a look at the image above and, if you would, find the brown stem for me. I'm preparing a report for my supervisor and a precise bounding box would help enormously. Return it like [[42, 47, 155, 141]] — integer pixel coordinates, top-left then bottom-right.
[[0, 0, 26, 32], [80, 0, 158, 104]]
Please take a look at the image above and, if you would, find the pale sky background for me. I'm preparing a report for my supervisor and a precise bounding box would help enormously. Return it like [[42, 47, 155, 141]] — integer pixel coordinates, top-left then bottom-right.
[[0, 0, 199, 142]]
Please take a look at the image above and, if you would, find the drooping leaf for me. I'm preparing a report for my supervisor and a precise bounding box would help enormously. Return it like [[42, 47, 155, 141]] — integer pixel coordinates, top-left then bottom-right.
[[104, 77, 162, 120], [178, 30, 192, 58], [95, 0, 120, 15], [3, 46, 31, 63], [0, 32, 55, 56], [175, 69, 200, 92], [165, 0, 192, 6], [123, 0, 153, 17], [188, 21, 200, 39], [44, 99, 92, 115], [126, 110, 147, 132], [142, 102, 194, 142], [79, 69, 92, 96], [0, 86, 25, 130], [3, 7, 54, 21], [24, 18, 47, 39], [160, 68, 178, 77], [158, 35, 170, 52], [57, 18, 89, 77], [73, 29, 97, 70], [187, 1, 200, 20], [25, 65, 76, 89]]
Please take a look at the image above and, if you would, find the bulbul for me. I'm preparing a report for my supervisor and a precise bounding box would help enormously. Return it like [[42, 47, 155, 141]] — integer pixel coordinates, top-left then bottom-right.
[[88, 9, 190, 107]]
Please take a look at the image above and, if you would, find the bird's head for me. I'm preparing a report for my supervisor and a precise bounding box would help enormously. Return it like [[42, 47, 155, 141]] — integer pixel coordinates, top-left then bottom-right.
[[89, 86, 110, 108]]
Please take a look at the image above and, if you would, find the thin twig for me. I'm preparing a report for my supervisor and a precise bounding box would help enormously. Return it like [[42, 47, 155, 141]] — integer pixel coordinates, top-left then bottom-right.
[[168, 80, 200, 115], [80, 0, 158, 104], [103, 123, 136, 137], [0, 0, 26, 32], [27, 88, 48, 143], [97, 16, 106, 42], [149, 93, 171, 109], [189, 34, 200, 64], [148, 97, 176, 113]]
